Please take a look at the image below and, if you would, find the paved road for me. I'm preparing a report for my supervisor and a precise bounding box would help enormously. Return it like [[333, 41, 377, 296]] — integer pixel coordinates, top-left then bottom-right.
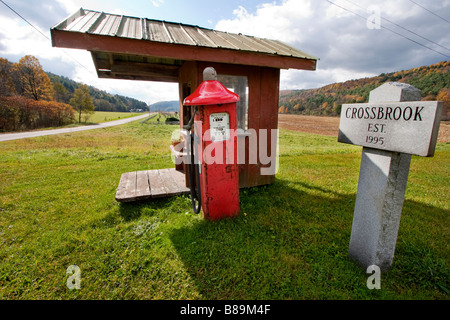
[[0, 113, 152, 142]]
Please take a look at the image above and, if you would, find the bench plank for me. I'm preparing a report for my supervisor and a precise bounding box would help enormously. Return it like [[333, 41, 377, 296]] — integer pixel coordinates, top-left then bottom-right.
[[170, 169, 190, 193], [159, 168, 180, 195], [135, 170, 151, 200], [115, 171, 136, 202], [148, 170, 167, 197]]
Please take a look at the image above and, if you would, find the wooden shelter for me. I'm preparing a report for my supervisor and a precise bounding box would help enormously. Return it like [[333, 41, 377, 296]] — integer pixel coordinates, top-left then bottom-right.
[[51, 8, 318, 200]]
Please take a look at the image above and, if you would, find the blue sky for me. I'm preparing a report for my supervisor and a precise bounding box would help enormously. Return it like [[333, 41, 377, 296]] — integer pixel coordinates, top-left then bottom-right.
[[76, 0, 264, 26], [0, 0, 449, 104]]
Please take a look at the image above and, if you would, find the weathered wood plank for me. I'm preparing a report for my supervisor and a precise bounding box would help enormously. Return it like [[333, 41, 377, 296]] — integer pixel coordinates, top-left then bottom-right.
[[148, 170, 167, 197], [115, 173, 127, 201], [135, 170, 151, 200], [159, 168, 180, 195], [170, 169, 190, 193], [115, 171, 136, 202]]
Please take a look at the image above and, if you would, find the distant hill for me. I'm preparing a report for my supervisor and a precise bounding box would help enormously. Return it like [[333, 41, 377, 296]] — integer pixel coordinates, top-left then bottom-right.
[[47, 72, 148, 112], [48, 71, 180, 113], [150, 100, 179, 112], [279, 61, 450, 118]]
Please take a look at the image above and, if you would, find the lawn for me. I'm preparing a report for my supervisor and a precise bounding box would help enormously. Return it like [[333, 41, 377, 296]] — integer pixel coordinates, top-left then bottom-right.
[[0, 119, 448, 300], [86, 111, 145, 123]]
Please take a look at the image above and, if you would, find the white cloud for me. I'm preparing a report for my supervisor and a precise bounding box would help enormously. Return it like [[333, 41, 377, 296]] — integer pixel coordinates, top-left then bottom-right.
[[55, 0, 79, 16], [216, 0, 450, 90], [216, 0, 313, 42], [2, 0, 448, 101], [325, 0, 354, 19], [152, 0, 164, 8], [0, 16, 53, 60], [0, 0, 179, 103]]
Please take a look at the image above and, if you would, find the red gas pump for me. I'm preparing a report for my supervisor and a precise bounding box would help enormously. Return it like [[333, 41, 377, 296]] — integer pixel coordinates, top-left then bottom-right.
[[183, 67, 240, 220]]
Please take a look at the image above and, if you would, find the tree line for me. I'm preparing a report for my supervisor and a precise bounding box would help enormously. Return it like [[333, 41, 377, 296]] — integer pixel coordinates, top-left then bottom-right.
[[47, 73, 148, 113], [279, 60, 450, 117], [0, 55, 149, 132], [0, 55, 95, 131]]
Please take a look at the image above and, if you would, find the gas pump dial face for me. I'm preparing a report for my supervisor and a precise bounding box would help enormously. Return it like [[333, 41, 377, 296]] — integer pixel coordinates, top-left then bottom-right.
[[210, 112, 230, 141]]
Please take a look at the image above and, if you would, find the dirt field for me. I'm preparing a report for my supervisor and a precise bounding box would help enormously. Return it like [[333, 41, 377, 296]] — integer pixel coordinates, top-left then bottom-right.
[[277, 114, 450, 143]]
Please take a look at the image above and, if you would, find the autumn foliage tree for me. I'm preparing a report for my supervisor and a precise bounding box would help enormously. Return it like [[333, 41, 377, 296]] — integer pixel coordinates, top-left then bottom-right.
[[279, 60, 449, 116], [0, 58, 16, 96], [437, 88, 450, 120], [12, 55, 54, 101], [0, 55, 75, 132], [0, 96, 74, 131]]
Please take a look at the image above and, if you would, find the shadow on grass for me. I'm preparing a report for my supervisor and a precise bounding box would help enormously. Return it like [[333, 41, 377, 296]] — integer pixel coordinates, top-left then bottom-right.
[[168, 178, 449, 300], [117, 197, 182, 222]]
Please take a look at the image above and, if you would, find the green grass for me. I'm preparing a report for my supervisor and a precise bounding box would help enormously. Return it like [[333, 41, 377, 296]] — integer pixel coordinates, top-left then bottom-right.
[[87, 111, 144, 123], [0, 119, 448, 299]]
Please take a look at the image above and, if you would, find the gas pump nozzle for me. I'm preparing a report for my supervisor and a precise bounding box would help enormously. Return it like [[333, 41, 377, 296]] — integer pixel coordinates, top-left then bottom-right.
[[183, 107, 197, 131]]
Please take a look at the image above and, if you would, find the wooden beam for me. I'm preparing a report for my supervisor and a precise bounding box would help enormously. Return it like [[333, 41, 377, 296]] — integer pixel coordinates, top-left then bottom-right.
[[52, 29, 317, 71], [92, 58, 181, 82], [110, 61, 179, 77], [98, 71, 178, 82]]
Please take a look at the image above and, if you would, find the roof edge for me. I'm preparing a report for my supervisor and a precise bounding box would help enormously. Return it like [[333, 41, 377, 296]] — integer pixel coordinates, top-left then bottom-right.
[[51, 7, 86, 30], [51, 8, 319, 69]]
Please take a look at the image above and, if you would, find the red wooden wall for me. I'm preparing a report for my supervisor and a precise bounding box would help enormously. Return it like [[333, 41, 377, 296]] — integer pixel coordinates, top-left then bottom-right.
[[178, 61, 280, 188]]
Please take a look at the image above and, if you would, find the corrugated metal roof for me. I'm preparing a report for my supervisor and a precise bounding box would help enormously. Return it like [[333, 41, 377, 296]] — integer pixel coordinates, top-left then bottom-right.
[[53, 8, 318, 61]]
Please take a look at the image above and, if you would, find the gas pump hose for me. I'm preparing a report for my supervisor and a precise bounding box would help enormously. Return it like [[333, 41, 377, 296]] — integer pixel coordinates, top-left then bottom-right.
[[183, 109, 201, 214]]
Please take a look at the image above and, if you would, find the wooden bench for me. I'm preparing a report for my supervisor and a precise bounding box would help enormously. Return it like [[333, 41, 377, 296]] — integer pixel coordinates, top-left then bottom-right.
[[115, 168, 189, 202]]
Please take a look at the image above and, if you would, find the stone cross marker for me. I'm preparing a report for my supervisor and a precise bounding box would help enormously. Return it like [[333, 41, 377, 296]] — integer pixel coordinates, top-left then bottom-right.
[[338, 82, 443, 272]]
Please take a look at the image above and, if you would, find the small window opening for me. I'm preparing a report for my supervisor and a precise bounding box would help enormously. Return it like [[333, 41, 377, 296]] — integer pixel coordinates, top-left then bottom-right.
[[217, 75, 248, 131]]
